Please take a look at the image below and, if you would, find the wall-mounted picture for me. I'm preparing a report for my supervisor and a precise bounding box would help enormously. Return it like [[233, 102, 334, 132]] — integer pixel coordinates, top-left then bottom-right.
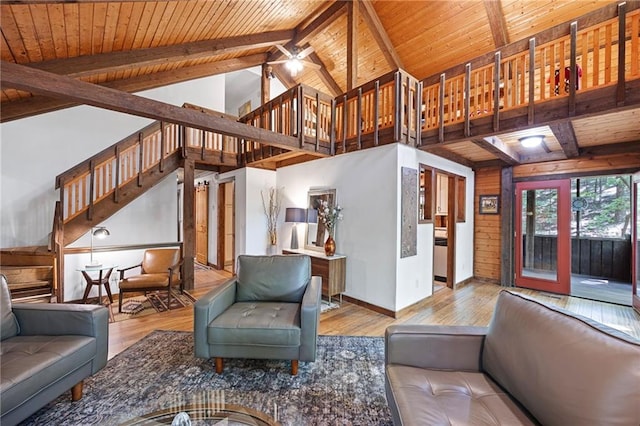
[[479, 195, 500, 214]]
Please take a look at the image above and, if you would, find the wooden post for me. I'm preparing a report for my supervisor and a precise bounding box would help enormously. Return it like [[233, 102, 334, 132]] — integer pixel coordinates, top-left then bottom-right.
[[200, 129, 206, 160], [528, 38, 536, 125], [464, 63, 471, 137], [87, 160, 95, 221], [373, 80, 380, 146], [415, 80, 422, 147], [342, 95, 348, 152], [159, 122, 165, 172], [137, 132, 144, 187], [357, 88, 362, 149], [616, 2, 627, 106], [493, 51, 501, 132], [500, 167, 514, 287], [569, 22, 578, 116], [315, 92, 320, 151], [394, 71, 402, 142], [114, 145, 120, 203], [404, 75, 411, 144], [330, 98, 336, 155], [298, 86, 305, 148], [261, 63, 271, 105], [438, 73, 445, 143], [182, 159, 195, 291]]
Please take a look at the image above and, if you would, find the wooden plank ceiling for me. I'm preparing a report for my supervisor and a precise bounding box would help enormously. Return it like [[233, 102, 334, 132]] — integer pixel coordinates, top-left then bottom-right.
[[1, 0, 637, 170]]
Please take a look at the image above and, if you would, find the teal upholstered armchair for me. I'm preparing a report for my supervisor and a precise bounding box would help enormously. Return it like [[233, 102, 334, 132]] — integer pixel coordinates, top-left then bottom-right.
[[194, 255, 321, 375]]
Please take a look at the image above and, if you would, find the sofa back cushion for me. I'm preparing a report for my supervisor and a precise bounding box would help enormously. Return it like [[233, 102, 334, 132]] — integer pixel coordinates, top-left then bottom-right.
[[482, 291, 640, 426], [236, 255, 311, 303], [1, 274, 20, 340]]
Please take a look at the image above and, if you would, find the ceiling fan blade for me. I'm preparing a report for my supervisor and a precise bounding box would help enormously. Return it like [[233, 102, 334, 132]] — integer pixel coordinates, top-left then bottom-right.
[[267, 60, 290, 65], [297, 45, 315, 59], [275, 44, 293, 58]]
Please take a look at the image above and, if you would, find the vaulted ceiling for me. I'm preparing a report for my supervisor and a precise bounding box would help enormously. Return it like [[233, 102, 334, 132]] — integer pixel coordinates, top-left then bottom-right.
[[1, 0, 638, 169]]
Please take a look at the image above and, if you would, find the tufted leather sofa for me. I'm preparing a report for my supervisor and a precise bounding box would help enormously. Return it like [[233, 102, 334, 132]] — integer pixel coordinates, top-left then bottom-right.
[[194, 254, 321, 375], [385, 290, 640, 426], [0, 274, 109, 426]]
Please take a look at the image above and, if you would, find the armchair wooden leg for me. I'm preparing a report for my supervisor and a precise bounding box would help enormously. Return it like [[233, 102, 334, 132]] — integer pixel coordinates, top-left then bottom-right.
[[215, 357, 223, 374], [71, 381, 83, 401], [118, 292, 123, 313], [291, 360, 298, 376]]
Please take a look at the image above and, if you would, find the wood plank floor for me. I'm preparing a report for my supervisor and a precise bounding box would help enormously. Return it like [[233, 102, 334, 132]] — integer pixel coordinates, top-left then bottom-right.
[[107, 269, 640, 359]]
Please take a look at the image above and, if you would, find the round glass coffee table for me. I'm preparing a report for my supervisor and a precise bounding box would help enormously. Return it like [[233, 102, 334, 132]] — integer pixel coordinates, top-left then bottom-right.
[[121, 403, 279, 425]]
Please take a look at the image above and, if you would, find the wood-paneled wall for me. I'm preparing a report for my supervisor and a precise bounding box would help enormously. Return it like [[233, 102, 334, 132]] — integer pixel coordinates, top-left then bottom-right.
[[474, 167, 502, 281]]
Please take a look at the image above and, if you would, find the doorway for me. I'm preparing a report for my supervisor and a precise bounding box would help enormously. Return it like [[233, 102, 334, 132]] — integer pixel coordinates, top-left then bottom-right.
[[569, 175, 632, 306], [633, 172, 640, 313], [515, 179, 571, 294], [195, 182, 209, 266], [217, 181, 235, 274]]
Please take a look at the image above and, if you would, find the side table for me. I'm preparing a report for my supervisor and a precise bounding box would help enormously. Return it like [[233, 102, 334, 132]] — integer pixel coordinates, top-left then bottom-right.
[[77, 265, 116, 322]]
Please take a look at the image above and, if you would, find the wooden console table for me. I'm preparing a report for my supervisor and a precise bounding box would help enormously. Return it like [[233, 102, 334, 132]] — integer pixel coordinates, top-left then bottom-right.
[[282, 248, 346, 304]]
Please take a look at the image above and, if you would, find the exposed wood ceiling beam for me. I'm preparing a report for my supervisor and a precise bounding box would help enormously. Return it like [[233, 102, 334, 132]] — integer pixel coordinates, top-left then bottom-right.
[[347, 0, 358, 90], [1, 54, 268, 123], [579, 140, 640, 156], [518, 151, 568, 164], [27, 31, 293, 78], [471, 136, 520, 165], [483, 0, 510, 48], [420, 145, 475, 168], [358, 0, 404, 69], [307, 51, 342, 96], [269, 1, 346, 62], [0, 61, 308, 153], [549, 121, 580, 158]]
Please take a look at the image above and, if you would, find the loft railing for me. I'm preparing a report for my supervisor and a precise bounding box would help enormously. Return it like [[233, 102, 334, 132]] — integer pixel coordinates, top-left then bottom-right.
[[55, 106, 240, 224], [421, 5, 640, 137]]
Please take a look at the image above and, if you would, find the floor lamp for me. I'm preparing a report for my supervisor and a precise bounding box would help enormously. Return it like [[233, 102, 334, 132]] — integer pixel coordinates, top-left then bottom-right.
[[285, 208, 306, 250]]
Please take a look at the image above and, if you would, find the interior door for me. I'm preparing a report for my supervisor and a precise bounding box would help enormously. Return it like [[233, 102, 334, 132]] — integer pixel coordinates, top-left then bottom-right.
[[633, 172, 640, 313], [217, 181, 235, 274], [515, 179, 571, 294], [195, 183, 209, 265]]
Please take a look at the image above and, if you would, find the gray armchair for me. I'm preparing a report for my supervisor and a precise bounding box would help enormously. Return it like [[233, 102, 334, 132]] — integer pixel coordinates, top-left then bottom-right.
[[194, 255, 321, 375]]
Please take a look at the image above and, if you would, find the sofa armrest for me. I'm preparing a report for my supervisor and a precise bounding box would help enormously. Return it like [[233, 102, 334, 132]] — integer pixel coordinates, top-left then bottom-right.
[[13, 303, 109, 373], [299, 276, 322, 359], [385, 324, 487, 372], [193, 278, 237, 358]]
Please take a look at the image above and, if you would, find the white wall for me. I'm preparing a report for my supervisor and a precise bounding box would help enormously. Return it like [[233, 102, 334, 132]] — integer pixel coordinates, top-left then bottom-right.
[[274, 144, 474, 313]]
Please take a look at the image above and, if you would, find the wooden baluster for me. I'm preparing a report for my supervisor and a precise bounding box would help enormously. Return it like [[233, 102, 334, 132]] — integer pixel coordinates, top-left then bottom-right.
[[394, 72, 402, 142], [593, 27, 600, 88], [160, 122, 165, 172], [114, 145, 120, 203], [632, 13, 639, 78]]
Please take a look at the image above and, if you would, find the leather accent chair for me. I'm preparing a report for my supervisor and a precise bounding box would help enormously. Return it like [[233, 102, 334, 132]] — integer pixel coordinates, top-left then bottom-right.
[[118, 248, 183, 313], [194, 255, 321, 375], [1, 274, 108, 426]]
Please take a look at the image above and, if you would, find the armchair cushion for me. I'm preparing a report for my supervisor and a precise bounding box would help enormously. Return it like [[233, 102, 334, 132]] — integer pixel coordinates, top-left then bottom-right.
[[208, 302, 301, 346], [119, 273, 171, 290], [1, 275, 19, 340], [236, 255, 311, 302]]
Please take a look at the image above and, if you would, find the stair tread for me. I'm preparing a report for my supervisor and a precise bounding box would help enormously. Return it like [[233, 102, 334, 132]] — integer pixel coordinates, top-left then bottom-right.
[[8, 280, 52, 289]]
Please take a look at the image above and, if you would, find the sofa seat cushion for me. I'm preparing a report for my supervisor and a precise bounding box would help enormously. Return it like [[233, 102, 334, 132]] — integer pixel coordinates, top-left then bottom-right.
[[386, 365, 536, 426], [208, 302, 301, 346], [120, 273, 170, 289], [1, 335, 96, 410]]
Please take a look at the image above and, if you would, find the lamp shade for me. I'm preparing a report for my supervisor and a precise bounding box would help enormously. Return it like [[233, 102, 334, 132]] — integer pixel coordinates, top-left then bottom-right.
[[92, 226, 110, 239], [306, 208, 318, 223], [285, 207, 306, 223]]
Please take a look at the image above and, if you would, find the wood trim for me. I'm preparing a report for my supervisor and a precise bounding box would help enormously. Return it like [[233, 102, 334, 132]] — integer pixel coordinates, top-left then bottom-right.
[[64, 242, 182, 255], [341, 294, 396, 318]]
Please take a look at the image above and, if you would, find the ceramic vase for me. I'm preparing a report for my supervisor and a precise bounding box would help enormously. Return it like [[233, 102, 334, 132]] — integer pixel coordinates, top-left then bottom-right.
[[324, 234, 336, 256]]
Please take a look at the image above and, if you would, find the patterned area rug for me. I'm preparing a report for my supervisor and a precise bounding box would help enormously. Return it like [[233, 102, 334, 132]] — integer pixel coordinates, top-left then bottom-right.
[[23, 331, 392, 425], [112, 290, 195, 322]]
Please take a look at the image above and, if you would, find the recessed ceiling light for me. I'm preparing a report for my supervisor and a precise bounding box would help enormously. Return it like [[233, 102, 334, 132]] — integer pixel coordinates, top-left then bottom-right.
[[519, 135, 544, 148]]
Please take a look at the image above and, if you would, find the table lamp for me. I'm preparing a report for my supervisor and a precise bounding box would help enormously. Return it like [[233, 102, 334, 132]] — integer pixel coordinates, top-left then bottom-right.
[[285, 208, 306, 250], [87, 226, 110, 268]]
